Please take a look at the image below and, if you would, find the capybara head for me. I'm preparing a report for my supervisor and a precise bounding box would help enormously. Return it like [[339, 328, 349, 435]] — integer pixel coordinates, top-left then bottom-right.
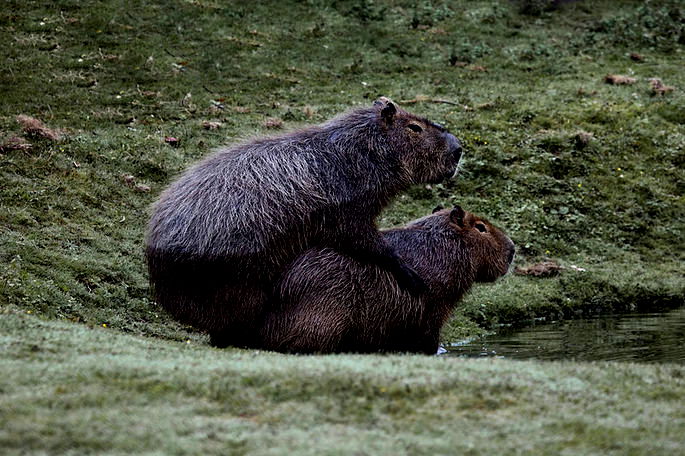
[[414, 205, 515, 283], [373, 97, 462, 184]]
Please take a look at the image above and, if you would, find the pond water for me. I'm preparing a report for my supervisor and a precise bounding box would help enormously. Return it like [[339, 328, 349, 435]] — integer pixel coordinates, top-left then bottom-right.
[[446, 306, 685, 363]]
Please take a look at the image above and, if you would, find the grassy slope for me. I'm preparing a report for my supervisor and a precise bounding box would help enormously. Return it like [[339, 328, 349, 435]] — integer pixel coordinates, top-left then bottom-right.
[[1, 0, 683, 341], [1, 0, 684, 453]]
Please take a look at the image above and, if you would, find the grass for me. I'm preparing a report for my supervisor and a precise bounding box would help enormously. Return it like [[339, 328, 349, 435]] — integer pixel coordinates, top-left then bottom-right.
[[3, 309, 685, 455], [1, 0, 684, 453]]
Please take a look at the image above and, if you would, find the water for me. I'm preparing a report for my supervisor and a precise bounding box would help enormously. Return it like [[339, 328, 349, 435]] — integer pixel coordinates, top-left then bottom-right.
[[446, 306, 685, 363]]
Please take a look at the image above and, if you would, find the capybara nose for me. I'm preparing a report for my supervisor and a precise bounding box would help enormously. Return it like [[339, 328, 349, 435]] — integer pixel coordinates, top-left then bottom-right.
[[445, 133, 462, 162]]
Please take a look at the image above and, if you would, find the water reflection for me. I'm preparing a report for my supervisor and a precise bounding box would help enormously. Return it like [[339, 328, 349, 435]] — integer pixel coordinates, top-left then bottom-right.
[[446, 306, 685, 363]]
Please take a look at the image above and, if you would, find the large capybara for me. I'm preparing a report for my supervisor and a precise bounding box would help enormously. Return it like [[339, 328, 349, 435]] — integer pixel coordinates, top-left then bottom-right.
[[145, 98, 462, 347], [259, 206, 515, 354]]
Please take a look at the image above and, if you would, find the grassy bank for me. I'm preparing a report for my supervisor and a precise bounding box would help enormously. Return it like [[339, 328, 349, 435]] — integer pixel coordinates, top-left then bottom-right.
[[1, 0, 683, 342], [3, 309, 685, 455], [1, 1, 684, 452]]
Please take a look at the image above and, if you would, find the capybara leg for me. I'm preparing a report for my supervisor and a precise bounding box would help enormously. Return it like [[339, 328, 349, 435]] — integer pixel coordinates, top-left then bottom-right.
[[206, 285, 269, 348], [335, 233, 427, 296], [208, 323, 260, 349], [372, 244, 427, 296], [259, 304, 348, 354], [209, 332, 232, 348], [396, 332, 441, 355]]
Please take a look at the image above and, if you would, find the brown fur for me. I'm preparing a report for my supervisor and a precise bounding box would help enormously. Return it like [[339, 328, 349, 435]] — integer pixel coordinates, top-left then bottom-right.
[[258, 207, 515, 354], [145, 98, 462, 347]]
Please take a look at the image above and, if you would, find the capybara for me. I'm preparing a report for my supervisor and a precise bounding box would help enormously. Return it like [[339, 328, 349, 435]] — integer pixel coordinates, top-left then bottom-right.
[[259, 206, 514, 354], [145, 98, 462, 347]]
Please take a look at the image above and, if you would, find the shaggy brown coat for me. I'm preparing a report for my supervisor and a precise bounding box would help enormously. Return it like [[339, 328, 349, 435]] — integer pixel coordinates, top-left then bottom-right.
[[145, 98, 462, 347]]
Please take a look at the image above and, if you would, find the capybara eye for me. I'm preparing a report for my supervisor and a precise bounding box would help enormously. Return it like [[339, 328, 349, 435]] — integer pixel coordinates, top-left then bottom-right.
[[407, 123, 423, 133], [475, 223, 487, 233]]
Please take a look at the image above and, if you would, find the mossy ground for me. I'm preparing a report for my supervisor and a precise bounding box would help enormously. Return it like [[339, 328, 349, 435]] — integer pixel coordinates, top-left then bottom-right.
[[1, 0, 684, 453]]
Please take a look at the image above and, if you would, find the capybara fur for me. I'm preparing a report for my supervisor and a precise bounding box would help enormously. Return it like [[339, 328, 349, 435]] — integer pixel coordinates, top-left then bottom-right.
[[145, 98, 462, 347], [259, 206, 515, 354]]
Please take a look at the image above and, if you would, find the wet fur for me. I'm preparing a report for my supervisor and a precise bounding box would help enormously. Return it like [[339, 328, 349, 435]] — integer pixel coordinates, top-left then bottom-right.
[[259, 208, 515, 354]]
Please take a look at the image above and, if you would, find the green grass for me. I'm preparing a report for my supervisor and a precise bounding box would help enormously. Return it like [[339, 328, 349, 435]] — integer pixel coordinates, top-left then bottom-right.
[[1, 0, 684, 453], [3, 309, 685, 455]]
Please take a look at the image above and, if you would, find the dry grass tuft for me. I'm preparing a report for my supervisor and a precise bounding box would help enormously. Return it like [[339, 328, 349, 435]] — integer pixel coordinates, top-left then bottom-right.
[[0, 136, 33, 153], [16, 115, 62, 140]]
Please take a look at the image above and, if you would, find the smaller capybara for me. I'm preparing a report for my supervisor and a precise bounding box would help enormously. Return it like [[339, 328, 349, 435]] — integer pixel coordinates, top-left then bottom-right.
[[258, 206, 515, 354]]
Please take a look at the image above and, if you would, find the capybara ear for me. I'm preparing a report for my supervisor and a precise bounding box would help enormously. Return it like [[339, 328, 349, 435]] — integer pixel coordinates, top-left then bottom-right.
[[374, 97, 397, 123], [432, 205, 444, 213], [449, 206, 466, 228]]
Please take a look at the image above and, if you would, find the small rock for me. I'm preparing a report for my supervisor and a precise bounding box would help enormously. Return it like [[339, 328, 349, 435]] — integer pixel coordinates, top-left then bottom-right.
[[164, 136, 180, 147], [604, 74, 637, 85], [120, 173, 135, 186], [202, 120, 222, 130], [515, 260, 564, 278], [575, 131, 594, 149], [649, 78, 675, 95], [264, 118, 283, 129]]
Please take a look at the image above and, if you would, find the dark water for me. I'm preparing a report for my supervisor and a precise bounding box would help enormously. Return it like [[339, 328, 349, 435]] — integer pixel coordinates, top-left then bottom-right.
[[446, 306, 685, 363]]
